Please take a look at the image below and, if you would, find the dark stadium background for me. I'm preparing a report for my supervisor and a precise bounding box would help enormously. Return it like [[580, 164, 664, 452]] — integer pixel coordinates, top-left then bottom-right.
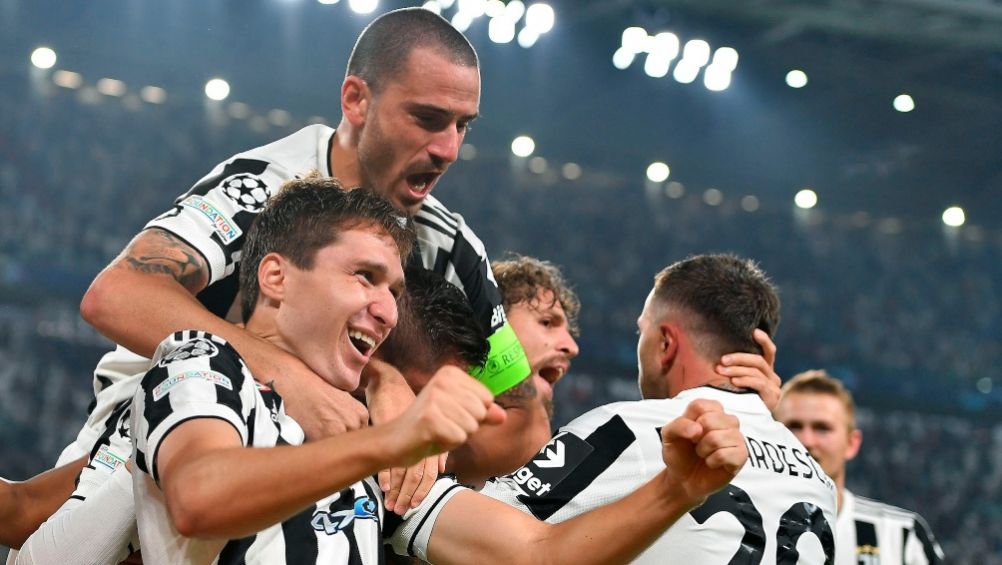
[[1, 0, 1000, 561]]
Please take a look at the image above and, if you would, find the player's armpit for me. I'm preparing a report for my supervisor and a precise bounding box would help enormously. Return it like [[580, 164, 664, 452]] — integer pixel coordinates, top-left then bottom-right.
[[0, 456, 86, 548]]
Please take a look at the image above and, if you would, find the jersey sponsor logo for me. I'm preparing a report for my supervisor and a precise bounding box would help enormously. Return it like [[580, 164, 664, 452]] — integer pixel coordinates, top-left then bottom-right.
[[311, 496, 379, 536], [179, 195, 242, 244], [217, 173, 270, 212], [93, 444, 128, 472], [489, 304, 507, 328], [157, 338, 220, 368], [503, 432, 593, 497], [152, 370, 233, 401]]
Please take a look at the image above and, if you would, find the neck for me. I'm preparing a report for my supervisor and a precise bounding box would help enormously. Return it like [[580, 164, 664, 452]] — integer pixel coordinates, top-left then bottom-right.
[[835, 474, 846, 514], [244, 310, 295, 358], [329, 125, 362, 187]]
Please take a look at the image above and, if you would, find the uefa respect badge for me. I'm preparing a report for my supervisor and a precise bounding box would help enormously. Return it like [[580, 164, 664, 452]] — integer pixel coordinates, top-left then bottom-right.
[[470, 323, 531, 396]]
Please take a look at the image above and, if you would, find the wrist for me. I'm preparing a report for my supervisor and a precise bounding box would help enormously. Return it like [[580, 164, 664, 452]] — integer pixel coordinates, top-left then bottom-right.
[[655, 470, 705, 517]]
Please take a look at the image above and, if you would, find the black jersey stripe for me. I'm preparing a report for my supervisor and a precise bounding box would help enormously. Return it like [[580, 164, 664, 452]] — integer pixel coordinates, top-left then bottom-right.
[[283, 504, 320, 564], [516, 415, 635, 521], [417, 203, 459, 231], [447, 231, 503, 334], [413, 215, 454, 238], [218, 533, 257, 564]]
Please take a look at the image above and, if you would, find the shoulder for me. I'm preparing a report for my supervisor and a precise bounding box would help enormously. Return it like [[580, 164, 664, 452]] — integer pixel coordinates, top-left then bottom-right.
[[851, 492, 930, 525]]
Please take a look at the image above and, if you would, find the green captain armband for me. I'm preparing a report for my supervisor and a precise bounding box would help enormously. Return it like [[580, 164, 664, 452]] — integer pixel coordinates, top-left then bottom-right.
[[470, 322, 531, 396]]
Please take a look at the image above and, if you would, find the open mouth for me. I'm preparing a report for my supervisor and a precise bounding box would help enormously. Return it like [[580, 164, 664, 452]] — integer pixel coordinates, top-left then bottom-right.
[[406, 172, 439, 196], [348, 330, 377, 357], [538, 363, 568, 384]]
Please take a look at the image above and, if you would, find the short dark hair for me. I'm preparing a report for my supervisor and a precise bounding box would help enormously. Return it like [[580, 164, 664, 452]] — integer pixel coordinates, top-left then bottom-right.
[[651, 254, 780, 361], [346, 7, 479, 93], [492, 255, 580, 336], [239, 174, 414, 323], [377, 265, 488, 374]]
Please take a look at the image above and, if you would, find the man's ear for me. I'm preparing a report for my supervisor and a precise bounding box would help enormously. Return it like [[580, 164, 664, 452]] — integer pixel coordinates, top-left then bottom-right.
[[845, 428, 863, 462], [257, 253, 287, 307], [659, 322, 681, 368], [341, 76, 370, 128]]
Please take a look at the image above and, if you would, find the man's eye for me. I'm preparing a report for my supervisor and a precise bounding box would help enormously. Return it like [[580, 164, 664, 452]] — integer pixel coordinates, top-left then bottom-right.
[[357, 271, 374, 283], [458, 121, 472, 133]]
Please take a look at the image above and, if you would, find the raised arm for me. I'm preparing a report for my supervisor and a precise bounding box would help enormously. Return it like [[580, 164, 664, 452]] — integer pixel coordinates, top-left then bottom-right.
[[81, 228, 369, 437], [425, 399, 748, 565]]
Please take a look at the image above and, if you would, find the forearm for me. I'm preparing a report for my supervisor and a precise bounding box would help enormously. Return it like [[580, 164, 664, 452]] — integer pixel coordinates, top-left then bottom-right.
[[165, 423, 405, 539], [429, 470, 697, 565], [0, 457, 86, 548]]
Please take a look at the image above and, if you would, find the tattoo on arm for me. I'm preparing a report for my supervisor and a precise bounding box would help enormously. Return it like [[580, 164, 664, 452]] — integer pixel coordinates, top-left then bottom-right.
[[494, 377, 539, 410], [120, 229, 208, 293]]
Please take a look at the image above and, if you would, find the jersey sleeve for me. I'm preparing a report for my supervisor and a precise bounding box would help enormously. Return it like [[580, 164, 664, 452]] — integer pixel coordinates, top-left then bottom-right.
[[479, 404, 643, 522], [906, 513, 945, 565], [131, 331, 254, 485], [385, 477, 468, 561], [412, 196, 530, 395], [145, 157, 295, 286]]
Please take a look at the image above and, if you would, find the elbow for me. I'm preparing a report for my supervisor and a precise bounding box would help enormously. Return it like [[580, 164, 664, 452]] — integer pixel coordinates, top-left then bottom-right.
[[80, 271, 115, 332], [165, 483, 221, 539]]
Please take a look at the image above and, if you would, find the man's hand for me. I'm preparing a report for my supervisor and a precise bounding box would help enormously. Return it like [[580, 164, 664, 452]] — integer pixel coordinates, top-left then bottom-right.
[[258, 344, 369, 439], [661, 399, 747, 506], [716, 329, 782, 411], [389, 366, 506, 469]]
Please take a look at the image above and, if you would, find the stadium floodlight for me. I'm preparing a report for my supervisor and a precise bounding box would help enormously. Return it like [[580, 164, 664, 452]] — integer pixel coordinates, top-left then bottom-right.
[[204, 78, 231, 101], [439, 0, 456, 8], [140, 86, 167, 104], [893, 94, 915, 113], [562, 162, 582, 180], [31, 47, 57, 69], [621, 27, 648, 54], [643, 54, 671, 78], [712, 47, 739, 71], [504, 0, 525, 22], [459, 143, 477, 161], [785, 70, 808, 88], [457, 0, 486, 18], [794, 188, 818, 209], [517, 27, 539, 48], [528, 156, 548, 174], [317, 0, 339, 4], [268, 109, 292, 127], [741, 195, 760, 212], [347, 0, 378, 14], [421, 1, 441, 14], [227, 102, 251, 119], [97, 78, 126, 97], [452, 11, 474, 32], [665, 181, 685, 199], [703, 64, 732, 91], [524, 3, 554, 34], [646, 162, 670, 183], [942, 206, 965, 227], [703, 188, 723, 206], [977, 377, 992, 394], [485, 0, 505, 18], [672, 60, 699, 84], [511, 135, 535, 157], [681, 39, 710, 67], [488, 16, 516, 43], [52, 70, 82, 89], [650, 32, 680, 60], [612, 46, 635, 70]]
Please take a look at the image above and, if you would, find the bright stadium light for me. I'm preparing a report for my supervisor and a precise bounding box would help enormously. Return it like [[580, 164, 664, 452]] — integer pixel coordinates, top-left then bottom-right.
[[643, 54, 671, 78], [977, 377, 992, 394], [681, 39, 710, 67], [348, 0, 378, 14], [511, 135, 535, 157], [703, 65, 732, 91], [505, 0, 525, 22], [52, 70, 82, 89], [741, 195, 760, 212], [672, 61, 699, 84], [665, 181, 685, 199], [621, 27, 648, 54], [439, 0, 456, 8], [794, 188, 818, 209], [140, 86, 167, 104], [786, 70, 808, 88], [528, 156, 548, 174], [517, 27, 539, 48], [31, 47, 57, 69], [459, 143, 477, 160], [712, 47, 739, 71], [485, 0, 505, 18], [646, 162, 670, 183], [524, 3, 554, 34], [452, 11, 474, 32], [317, 0, 340, 4], [650, 32, 680, 59], [612, 47, 635, 70], [562, 162, 582, 180], [942, 206, 965, 227], [488, 17, 516, 43], [703, 188, 723, 206], [421, 1, 441, 13], [457, 0, 486, 18], [96, 78, 126, 97], [204, 78, 230, 101], [227, 102, 251, 119], [893, 94, 915, 113], [268, 109, 292, 127]]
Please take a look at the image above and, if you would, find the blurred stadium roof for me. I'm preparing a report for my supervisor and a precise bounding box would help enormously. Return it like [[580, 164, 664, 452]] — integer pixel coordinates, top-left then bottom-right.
[[3, 0, 1000, 230]]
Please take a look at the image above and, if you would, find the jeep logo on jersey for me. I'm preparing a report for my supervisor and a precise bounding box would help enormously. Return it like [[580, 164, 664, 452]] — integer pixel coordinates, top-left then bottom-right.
[[218, 173, 269, 212], [311, 496, 379, 536], [504, 432, 593, 498], [157, 338, 219, 368]]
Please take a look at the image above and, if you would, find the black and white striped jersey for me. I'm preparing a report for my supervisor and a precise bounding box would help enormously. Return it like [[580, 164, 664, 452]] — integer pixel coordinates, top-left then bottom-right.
[[836, 489, 944, 565], [72, 124, 525, 462], [131, 330, 465, 564], [480, 386, 839, 564]]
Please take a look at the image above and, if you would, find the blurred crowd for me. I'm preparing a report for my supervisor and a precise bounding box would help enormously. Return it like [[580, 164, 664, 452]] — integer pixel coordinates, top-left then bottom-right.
[[1, 78, 999, 560]]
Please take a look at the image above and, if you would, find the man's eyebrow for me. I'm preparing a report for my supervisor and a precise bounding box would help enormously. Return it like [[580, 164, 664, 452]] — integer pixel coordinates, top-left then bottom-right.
[[407, 102, 479, 122]]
